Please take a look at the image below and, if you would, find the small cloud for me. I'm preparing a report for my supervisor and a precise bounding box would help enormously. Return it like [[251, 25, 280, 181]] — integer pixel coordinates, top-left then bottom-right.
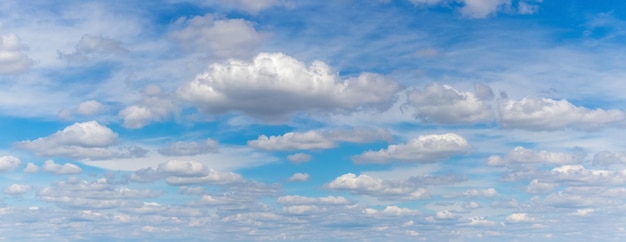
[[287, 173, 310, 182]]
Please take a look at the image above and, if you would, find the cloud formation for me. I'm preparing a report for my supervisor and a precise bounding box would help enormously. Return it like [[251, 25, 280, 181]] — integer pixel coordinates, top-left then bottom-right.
[[353, 133, 470, 164], [178, 52, 401, 121], [16, 121, 147, 160]]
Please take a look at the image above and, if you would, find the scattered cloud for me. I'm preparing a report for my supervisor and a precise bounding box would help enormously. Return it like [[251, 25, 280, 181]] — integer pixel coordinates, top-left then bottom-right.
[[249, 128, 391, 151], [353, 133, 470, 164], [408, 83, 493, 124], [16, 121, 147, 160], [0, 155, 21, 172], [326, 173, 430, 200], [498, 97, 626, 131], [42, 160, 82, 174], [287, 172, 309, 182]]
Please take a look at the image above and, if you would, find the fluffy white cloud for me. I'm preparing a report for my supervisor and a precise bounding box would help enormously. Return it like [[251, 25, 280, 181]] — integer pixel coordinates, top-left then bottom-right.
[[158, 139, 218, 156], [76, 100, 104, 116], [4, 184, 32, 195], [170, 14, 266, 59], [249, 131, 335, 151], [119, 85, 179, 129], [287, 153, 312, 164], [498, 97, 626, 131], [42, 160, 82, 174], [487, 146, 585, 167], [16, 121, 146, 160], [287, 173, 310, 182], [326, 173, 430, 200], [548, 165, 626, 185], [0, 155, 21, 172], [0, 31, 34, 74], [249, 128, 391, 151], [353, 133, 470, 164], [178, 52, 401, 121], [408, 83, 492, 124], [58, 34, 128, 63], [23, 162, 39, 173]]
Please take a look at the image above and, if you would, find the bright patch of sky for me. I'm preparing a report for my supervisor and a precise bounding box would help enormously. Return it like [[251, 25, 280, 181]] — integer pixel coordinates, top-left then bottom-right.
[[1, 0, 626, 241]]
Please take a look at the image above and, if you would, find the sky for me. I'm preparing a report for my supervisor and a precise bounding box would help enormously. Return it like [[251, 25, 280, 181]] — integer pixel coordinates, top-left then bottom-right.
[[1, 0, 626, 241]]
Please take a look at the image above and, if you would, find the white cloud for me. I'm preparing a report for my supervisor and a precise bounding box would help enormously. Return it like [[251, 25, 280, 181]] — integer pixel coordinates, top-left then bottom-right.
[[0, 31, 34, 74], [498, 97, 626, 131], [526, 179, 557, 194], [23, 162, 39, 173], [287, 173, 310, 182], [170, 14, 267, 59], [408, 83, 492, 124], [0, 155, 21, 172], [157, 160, 208, 177], [58, 34, 128, 63], [506, 213, 536, 222], [487, 146, 585, 167], [42, 160, 82, 174], [178, 52, 400, 121], [462, 188, 497, 197], [353, 133, 470, 164], [436, 210, 459, 220], [4, 184, 32, 195], [326, 173, 430, 200], [249, 131, 335, 151], [157, 139, 218, 156], [287, 153, 312, 164], [548, 165, 626, 185], [76, 100, 104, 116], [16, 121, 146, 160], [119, 85, 179, 129], [249, 128, 391, 151]]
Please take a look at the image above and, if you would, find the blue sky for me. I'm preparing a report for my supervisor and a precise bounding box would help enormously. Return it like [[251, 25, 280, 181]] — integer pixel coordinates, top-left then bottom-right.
[[1, 0, 626, 241]]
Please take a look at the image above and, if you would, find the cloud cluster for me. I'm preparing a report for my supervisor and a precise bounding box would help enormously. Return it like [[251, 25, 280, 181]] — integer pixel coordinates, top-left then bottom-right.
[[353, 133, 470, 164], [408, 83, 492, 124], [326, 173, 430, 200], [16, 121, 147, 160], [498, 97, 626, 131], [178, 52, 401, 121], [248, 128, 391, 151]]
